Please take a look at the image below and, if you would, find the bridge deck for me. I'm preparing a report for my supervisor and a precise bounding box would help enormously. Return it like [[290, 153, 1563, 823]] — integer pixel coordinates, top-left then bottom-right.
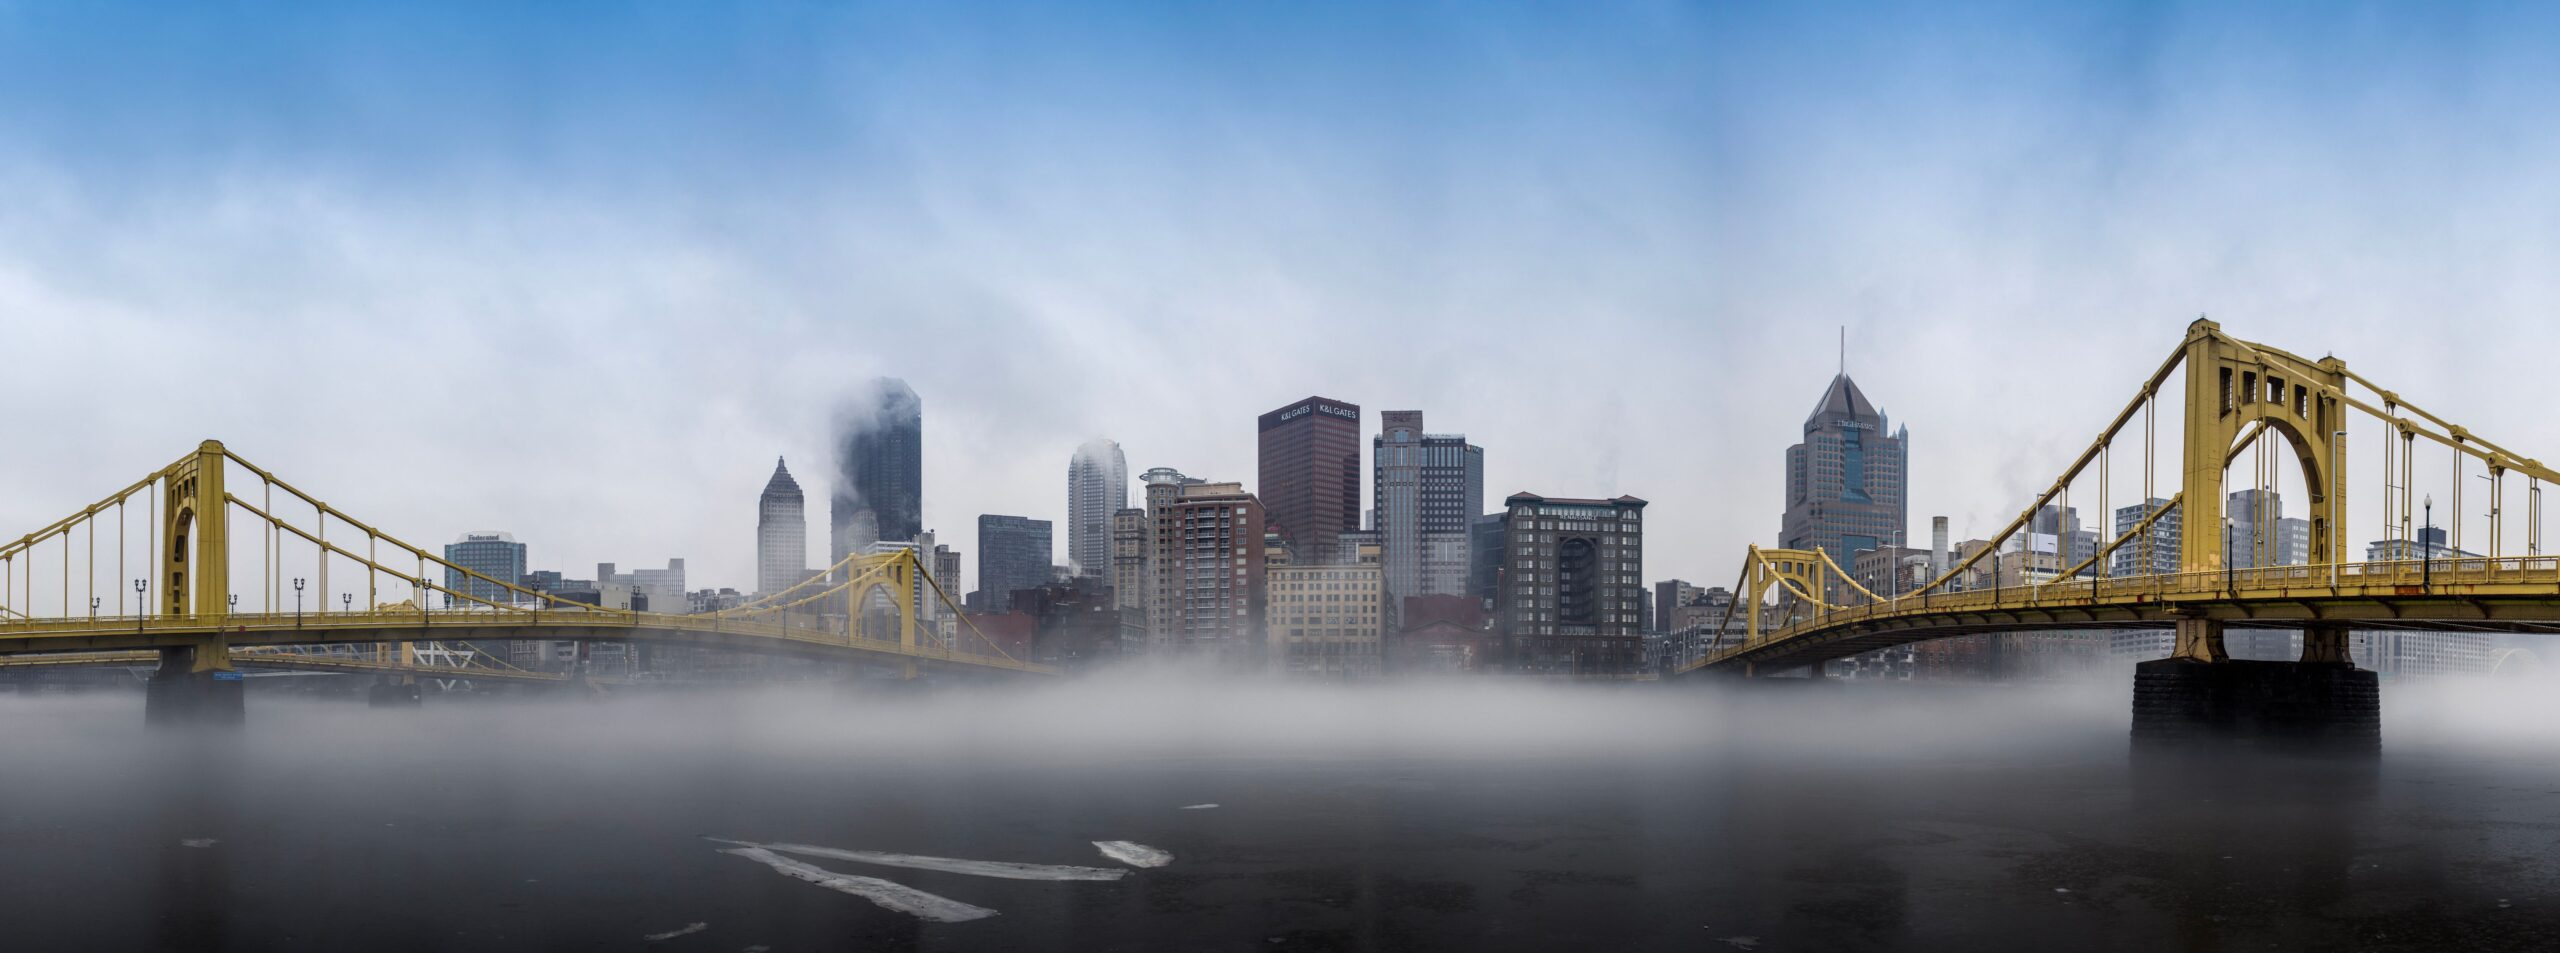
[[1685, 557, 2560, 674], [0, 609, 1057, 676]]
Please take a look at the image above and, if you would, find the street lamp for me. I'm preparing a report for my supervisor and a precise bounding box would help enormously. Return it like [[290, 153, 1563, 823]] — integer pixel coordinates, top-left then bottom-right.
[[132, 578, 146, 634], [2424, 494, 2435, 588], [342, 592, 352, 615], [89, 597, 98, 622], [228, 593, 237, 622], [293, 577, 306, 625], [418, 577, 432, 620]]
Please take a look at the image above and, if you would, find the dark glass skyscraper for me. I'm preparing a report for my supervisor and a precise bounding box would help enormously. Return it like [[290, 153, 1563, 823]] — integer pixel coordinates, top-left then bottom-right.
[[974, 514, 1052, 612], [1257, 396, 1361, 562], [831, 378, 923, 571]]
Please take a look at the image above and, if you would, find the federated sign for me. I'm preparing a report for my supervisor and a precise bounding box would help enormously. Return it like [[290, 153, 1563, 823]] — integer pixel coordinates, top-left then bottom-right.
[[212, 671, 245, 681]]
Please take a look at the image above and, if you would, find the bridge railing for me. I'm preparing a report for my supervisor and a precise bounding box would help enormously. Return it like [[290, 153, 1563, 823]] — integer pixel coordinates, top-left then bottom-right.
[[1696, 555, 2560, 669]]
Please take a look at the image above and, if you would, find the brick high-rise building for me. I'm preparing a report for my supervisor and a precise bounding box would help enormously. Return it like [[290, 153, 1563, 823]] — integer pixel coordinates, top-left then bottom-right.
[[1145, 478, 1267, 663], [1257, 396, 1362, 563], [1110, 506, 1147, 615]]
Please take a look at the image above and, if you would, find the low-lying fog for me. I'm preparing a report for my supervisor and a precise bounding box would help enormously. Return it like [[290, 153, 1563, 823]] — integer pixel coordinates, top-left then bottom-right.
[[4, 670, 2557, 952]]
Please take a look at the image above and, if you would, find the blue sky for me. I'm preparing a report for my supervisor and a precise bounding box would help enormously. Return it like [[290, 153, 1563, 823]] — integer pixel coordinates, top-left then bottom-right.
[[4, 1, 2558, 594]]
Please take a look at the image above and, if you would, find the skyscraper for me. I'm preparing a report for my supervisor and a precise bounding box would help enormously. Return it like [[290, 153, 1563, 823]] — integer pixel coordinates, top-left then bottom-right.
[[1780, 374, 1909, 593], [1066, 438, 1128, 578], [831, 378, 923, 572], [443, 532, 527, 609], [1372, 411, 1483, 609], [974, 515, 1052, 612], [756, 457, 807, 598], [1257, 396, 1361, 562]]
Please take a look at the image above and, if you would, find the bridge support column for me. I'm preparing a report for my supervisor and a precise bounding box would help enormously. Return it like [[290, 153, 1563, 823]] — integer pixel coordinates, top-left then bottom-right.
[[144, 644, 245, 728], [2131, 656, 2378, 750], [2169, 616, 2227, 662], [2300, 624, 2354, 664], [367, 675, 422, 708]]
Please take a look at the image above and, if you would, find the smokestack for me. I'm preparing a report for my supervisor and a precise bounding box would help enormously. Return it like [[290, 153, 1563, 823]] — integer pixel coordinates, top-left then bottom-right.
[[1931, 516, 1950, 576]]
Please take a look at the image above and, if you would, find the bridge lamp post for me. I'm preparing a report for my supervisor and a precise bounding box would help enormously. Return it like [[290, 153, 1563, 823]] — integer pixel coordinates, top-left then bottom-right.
[[2332, 429, 2348, 590], [2423, 494, 2434, 589], [89, 597, 98, 622], [132, 578, 145, 634], [342, 592, 352, 615], [228, 593, 237, 622], [293, 577, 306, 626]]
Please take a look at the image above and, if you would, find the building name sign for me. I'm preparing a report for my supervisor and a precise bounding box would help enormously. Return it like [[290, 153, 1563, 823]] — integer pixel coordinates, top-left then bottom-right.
[[1276, 402, 1360, 423]]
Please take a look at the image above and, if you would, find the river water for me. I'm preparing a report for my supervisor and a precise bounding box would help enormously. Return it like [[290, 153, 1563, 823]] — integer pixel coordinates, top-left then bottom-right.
[[4, 671, 2559, 951]]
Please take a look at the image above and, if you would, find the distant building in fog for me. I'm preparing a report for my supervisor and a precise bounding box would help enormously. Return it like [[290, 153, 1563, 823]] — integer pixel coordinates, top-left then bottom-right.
[[1067, 439, 1128, 578], [756, 457, 807, 597], [830, 378, 922, 573]]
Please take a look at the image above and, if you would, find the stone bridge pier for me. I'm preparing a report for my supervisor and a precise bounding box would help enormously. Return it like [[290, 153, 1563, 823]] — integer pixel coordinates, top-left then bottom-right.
[[144, 643, 246, 727], [2131, 620, 2379, 749]]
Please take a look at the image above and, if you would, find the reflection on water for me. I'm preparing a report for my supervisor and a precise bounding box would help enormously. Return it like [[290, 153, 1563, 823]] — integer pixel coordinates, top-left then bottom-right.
[[3, 670, 2557, 951]]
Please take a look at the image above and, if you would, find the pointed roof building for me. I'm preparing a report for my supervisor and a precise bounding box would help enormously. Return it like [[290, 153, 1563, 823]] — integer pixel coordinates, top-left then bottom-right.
[[1781, 373, 1909, 585], [757, 457, 809, 598]]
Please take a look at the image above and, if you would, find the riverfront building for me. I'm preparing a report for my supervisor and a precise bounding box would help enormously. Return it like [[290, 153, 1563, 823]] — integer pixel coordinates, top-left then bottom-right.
[[1145, 477, 1268, 662], [1267, 535, 1384, 677], [1497, 492, 1647, 675]]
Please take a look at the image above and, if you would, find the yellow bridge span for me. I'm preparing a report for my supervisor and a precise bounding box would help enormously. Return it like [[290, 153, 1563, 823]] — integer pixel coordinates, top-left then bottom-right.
[[1685, 319, 2560, 677], [0, 441, 1054, 695]]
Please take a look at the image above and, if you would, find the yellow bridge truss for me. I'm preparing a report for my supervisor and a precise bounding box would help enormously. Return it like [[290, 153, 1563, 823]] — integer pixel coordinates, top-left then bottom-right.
[[0, 443, 1052, 678], [1688, 319, 2560, 675]]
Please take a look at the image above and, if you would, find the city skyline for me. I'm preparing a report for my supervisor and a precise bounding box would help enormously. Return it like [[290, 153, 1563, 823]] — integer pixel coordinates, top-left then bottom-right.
[[9, 3, 2560, 596]]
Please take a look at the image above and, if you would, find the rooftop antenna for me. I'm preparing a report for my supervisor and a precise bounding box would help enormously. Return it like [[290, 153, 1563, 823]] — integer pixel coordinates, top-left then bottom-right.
[[1839, 325, 1846, 378]]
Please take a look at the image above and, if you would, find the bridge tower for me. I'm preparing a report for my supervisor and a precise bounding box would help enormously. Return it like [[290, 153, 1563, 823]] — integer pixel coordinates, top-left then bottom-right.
[[146, 440, 246, 725], [2172, 319, 2353, 662]]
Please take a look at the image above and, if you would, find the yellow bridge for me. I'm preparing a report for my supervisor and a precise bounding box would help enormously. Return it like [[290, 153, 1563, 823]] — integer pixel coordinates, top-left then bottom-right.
[[0, 441, 1052, 719], [1685, 319, 2560, 681]]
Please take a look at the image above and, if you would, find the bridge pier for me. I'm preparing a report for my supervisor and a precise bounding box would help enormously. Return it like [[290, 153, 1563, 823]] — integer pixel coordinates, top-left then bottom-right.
[[144, 645, 245, 728], [366, 676, 422, 708], [2132, 622, 2377, 749]]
